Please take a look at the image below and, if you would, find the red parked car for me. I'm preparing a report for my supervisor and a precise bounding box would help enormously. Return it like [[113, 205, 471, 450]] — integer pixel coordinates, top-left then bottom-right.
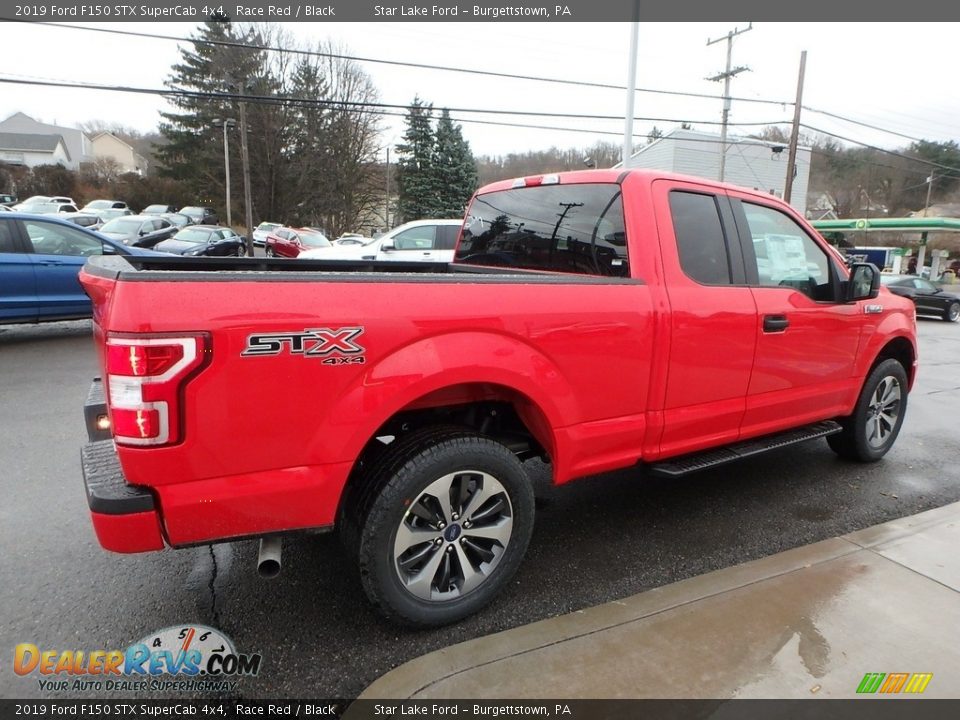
[[264, 226, 332, 257]]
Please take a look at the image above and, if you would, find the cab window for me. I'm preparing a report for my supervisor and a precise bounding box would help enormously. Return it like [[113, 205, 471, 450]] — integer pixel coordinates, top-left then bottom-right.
[[740, 202, 833, 301]]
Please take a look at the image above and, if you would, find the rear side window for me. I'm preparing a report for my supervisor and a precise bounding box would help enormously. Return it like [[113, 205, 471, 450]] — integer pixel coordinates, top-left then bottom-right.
[[0, 220, 17, 252], [456, 183, 628, 276], [437, 225, 460, 250], [669, 191, 732, 285]]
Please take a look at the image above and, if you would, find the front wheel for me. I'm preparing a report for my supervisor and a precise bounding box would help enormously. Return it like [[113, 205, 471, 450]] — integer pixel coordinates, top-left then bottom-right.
[[264, 246, 275, 257], [944, 301, 960, 323], [351, 429, 535, 627], [827, 358, 908, 462]]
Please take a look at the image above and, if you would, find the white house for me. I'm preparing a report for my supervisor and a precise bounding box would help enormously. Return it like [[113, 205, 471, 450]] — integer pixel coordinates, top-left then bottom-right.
[[0, 112, 92, 169], [0, 132, 71, 168], [90, 132, 147, 175], [617, 128, 811, 213]]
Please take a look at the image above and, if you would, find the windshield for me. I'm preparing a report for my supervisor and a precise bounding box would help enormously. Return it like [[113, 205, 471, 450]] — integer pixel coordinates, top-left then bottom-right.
[[101, 218, 142, 234], [299, 230, 331, 248], [144, 205, 168, 213], [85, 200, 114, 209], [257, 223, 279, 232], [173, 228, 211, 244]]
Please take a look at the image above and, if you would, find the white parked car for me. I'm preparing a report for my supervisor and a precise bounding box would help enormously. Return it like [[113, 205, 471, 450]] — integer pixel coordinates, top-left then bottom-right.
[[299, 219, 462, 263], [252, 221, 281, 246]]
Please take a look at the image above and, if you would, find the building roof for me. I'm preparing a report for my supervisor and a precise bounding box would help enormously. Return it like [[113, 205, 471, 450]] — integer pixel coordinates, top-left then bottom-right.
[[0, 132, 70, 159]]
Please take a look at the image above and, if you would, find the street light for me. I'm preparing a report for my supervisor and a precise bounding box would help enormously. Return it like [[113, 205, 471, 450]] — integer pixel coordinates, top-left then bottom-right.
[[211, 117, 237, 227]]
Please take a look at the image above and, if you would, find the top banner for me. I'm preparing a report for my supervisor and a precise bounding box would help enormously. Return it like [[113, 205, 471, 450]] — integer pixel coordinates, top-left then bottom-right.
[[3, 0, 960, 22]]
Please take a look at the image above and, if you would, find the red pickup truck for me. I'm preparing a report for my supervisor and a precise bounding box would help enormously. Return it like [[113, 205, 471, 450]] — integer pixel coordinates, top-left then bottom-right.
[[79, 169, 917, 626]]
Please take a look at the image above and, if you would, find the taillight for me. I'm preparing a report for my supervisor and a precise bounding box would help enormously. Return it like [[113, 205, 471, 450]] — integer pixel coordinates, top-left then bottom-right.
[[105, 335, 210, 446]]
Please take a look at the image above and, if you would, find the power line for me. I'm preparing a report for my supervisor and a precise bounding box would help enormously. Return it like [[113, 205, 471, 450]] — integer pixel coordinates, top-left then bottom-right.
[[16, 19, 796, 107], [14, 20, 957, 151], [0, 75, 788, 127]]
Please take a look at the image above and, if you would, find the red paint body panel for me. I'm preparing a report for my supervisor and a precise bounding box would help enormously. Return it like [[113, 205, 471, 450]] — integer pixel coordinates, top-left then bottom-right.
[[78, 168, 918, 555], [89, 510, 165, 553]]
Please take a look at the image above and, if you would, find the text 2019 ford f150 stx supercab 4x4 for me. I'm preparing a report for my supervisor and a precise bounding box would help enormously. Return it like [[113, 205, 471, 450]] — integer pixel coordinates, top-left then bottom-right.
[[78, 169, 917, 626]]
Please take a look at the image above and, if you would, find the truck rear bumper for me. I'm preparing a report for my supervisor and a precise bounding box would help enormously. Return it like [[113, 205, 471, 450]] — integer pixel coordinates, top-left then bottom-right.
[[81, 440, 165, 553]]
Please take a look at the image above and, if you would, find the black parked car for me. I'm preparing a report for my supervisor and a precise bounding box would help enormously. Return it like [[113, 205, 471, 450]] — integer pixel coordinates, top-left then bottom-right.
[[153, 225, 245, 257], [97, 215, 178, 248], [880, 273, 960, 322], [179, 206, 219, 225]]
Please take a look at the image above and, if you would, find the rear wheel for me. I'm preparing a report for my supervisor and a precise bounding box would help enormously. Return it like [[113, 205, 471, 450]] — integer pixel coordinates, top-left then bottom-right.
[[265, 246, 275, 257], [944, 301, 960, 323], [827, 358, 908, 462], [346, 428, 534, 627]]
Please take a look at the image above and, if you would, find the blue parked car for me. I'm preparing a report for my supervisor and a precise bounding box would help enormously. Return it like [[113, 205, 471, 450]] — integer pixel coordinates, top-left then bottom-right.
[[0, 213, 160, 325]]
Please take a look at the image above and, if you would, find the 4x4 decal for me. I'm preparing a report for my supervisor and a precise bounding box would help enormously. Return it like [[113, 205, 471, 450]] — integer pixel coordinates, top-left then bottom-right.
[[242, 327, 365, 364]]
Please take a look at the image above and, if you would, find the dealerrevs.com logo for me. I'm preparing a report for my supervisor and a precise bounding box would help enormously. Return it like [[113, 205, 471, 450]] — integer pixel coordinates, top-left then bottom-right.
[[14, 625, 263, 693]]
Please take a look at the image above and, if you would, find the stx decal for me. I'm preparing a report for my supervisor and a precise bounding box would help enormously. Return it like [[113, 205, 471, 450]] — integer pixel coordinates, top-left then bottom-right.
[[242, 328, 365, 360]]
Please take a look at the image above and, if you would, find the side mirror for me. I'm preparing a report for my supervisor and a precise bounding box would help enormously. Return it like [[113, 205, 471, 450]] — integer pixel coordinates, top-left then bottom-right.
[[846, 262, 880, 302], [380, 240, 395, 252], [102, 244, 116, 255]]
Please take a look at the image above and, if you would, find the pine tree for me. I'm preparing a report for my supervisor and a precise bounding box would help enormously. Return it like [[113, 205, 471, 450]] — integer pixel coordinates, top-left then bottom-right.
[[395, 97, 438, 223], [433, 109, 478, 218], [156, 21, 252, 205]]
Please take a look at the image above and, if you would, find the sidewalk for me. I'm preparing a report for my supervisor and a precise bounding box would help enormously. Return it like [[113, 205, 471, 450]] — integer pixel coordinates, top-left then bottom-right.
[[360, 502, 960, 699]]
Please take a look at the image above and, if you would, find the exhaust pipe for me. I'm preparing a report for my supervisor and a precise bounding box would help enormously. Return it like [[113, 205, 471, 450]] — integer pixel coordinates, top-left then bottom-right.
[[257, 537, 282, 579]]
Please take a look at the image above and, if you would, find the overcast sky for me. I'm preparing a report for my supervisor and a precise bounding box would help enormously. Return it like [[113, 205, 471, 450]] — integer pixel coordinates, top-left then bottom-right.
[[2, 21, 959, 160]]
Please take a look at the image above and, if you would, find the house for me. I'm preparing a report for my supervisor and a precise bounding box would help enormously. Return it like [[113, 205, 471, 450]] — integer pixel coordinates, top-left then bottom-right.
[[617, 128, 811, 213], [0, 132, 71, 168], [0, 112, 92, 169], [89, 132, 147, 175]]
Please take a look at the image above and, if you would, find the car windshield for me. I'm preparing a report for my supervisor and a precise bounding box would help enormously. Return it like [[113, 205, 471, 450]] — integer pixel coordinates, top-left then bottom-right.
[[144, 205, 168, 213], [299, 230, 331, 248], [85, 200, 114, 209], [101, 218, 142, 233], [173, 228, 212, 244], [257, 223, 279, 232]]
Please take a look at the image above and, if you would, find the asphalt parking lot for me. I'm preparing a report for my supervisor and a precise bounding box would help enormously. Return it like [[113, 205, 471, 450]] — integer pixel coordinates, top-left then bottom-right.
[[1, 318, 958, 700]]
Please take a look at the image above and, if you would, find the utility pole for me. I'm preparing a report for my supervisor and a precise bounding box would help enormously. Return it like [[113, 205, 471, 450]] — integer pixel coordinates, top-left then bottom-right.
[[385, 145, 390, 231], [238, 91, 255, 257], [784, 50, 807, 205], [623, 6, 640, 167], [212, 118, 236, 226], [707, 22, 752, 182]]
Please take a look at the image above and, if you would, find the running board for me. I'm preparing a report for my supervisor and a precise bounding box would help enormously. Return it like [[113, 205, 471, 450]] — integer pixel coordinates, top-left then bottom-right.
[[648, 421, 842, 478]]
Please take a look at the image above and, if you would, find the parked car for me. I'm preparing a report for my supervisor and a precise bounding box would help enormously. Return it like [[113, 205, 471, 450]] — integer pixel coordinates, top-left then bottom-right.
[[252, 221, 281, 246], [0, 193, 17, 207], [98, 215, 178, 249], [881, 273, 960, 322], [142, 204, 179, 216], [334, 232, 372, 246], [82, 199, 129, 213], [60, 212, 104, 231], [153, 225, 246, 257], [13, 201, 79, 215], [159, 212, 193, 230], [98, 208, 134, 222], [264, 226, 332, 258], [299, 219, 462, 263], [0, 205, 12, 212], [179, 206, 219, 225], [0, 212, 160, 324]]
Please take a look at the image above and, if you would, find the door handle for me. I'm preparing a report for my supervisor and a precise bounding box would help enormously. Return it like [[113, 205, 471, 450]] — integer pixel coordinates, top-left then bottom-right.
[[763, 315, 789, 333]]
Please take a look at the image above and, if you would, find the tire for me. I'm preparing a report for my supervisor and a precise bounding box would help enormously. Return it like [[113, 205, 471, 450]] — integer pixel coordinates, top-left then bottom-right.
[[827, 358, 908, 462], [265, 246, 274, 257], [944, 301, 960, 323], [347, 428, 534, 627]]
